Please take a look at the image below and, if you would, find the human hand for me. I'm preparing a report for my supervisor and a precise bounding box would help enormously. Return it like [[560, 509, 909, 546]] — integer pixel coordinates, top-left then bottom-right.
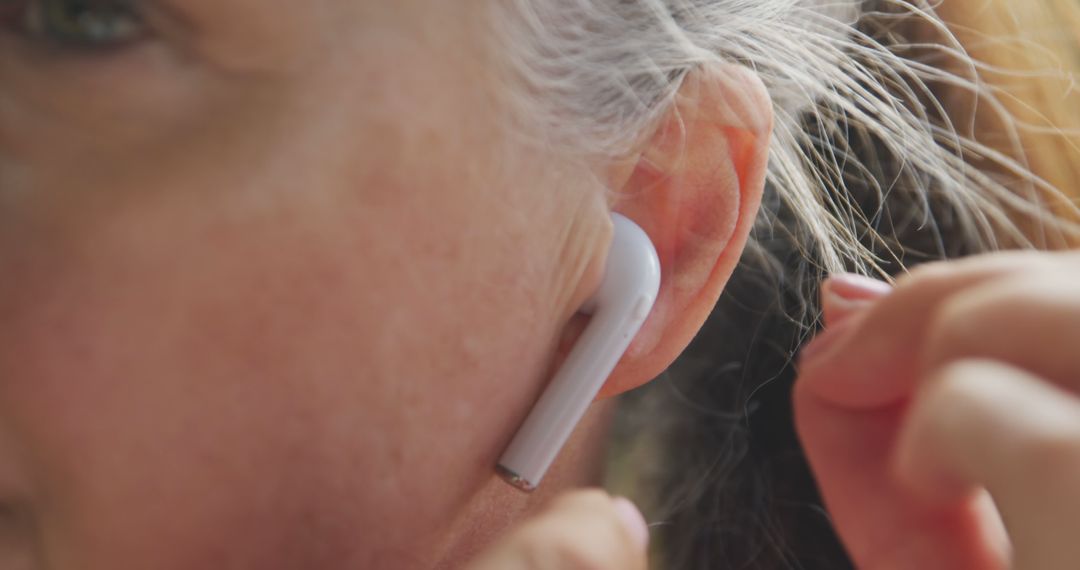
[[465, 491, 649, 570], [795, 252, 1080, 569]]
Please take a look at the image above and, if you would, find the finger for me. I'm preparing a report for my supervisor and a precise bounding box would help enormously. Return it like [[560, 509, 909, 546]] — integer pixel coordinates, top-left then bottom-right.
[[466, 491, 649, 570], [921, 278, 1080, 390], [800, 252, 1060, 409], [796, 252, 1080, 569], [794, 382, 1009, 570], [794, 258, 1025, 569], [896, 360, 1080, 570]]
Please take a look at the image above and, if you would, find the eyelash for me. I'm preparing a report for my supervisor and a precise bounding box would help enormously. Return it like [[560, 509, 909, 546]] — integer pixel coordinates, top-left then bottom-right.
[[1, 0, 147, 49]]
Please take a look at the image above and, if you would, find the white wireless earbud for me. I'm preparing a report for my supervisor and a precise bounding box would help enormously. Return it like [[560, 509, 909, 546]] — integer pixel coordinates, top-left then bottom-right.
[[497, 213, 661, 491]]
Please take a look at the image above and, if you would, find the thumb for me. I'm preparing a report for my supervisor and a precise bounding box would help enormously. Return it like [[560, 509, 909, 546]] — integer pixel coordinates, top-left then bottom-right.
[[467, 490, 650, 570], [895, 359, 1080, 569]]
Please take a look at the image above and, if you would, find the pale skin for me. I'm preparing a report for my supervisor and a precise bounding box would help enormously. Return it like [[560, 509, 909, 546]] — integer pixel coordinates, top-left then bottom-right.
[[1, 1, 1078, 569], [1, 0, 765, 568], [795, 254, 1080, 570]]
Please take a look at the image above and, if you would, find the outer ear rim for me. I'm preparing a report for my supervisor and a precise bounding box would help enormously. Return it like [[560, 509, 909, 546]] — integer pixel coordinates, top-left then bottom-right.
[[597, 63, 774, 398]]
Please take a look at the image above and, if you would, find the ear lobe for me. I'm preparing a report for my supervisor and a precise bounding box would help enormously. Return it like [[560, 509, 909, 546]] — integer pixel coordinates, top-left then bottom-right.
[[598, 64, 773, 399]]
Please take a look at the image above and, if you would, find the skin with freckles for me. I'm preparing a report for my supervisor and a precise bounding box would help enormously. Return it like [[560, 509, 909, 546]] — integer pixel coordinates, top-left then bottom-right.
[[0, 1, 773, 568]]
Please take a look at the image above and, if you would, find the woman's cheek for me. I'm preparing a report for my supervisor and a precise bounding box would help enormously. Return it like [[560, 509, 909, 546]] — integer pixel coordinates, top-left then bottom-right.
[[0, 138, 563, 567]]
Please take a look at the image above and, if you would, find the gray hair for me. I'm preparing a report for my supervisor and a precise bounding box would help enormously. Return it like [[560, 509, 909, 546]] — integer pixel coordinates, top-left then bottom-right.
[[490, 0, 1080, 276]]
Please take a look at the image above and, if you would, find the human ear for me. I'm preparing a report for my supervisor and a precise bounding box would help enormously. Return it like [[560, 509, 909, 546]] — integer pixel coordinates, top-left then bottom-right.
[[599, 63, 773, 398], [497, 64, 772, 491]]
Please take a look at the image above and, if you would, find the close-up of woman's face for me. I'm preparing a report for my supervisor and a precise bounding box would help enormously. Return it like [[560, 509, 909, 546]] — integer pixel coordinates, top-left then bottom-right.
[[0, 1, 635, 567], [7, 0, 1076, 569]]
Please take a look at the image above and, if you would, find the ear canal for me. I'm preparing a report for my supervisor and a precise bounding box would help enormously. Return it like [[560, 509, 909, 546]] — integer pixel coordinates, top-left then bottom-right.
[[497, 213, 661, 491]]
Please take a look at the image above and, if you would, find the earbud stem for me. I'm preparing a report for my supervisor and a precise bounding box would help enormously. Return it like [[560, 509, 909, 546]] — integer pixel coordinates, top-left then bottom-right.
[[497, 214, 660, 491]]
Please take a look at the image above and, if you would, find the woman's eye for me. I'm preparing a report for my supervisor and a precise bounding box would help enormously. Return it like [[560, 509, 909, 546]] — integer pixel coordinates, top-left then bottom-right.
[[2, 0, 146, 49]]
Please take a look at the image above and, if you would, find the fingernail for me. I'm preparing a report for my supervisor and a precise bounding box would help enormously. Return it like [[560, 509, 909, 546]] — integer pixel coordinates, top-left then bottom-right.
[[612, 497, 650, 552], [822, 273, 893, 326]]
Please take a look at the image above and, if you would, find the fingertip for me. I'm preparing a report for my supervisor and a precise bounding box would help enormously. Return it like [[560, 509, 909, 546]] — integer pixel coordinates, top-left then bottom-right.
[[611, 497, 650, 552]]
